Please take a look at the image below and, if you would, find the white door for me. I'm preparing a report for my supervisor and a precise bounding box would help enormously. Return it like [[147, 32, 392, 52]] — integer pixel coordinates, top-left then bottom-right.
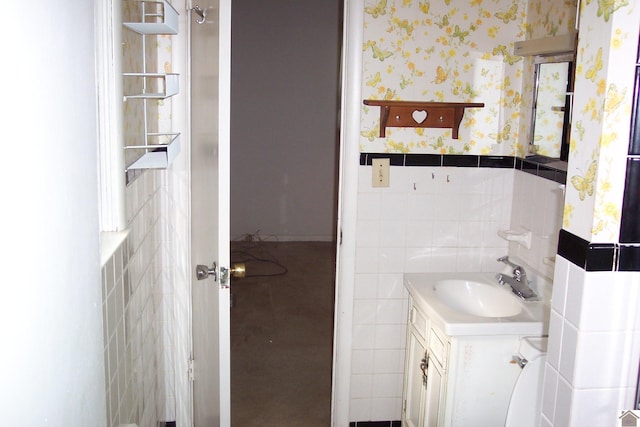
[[190, 0, 232, 425]]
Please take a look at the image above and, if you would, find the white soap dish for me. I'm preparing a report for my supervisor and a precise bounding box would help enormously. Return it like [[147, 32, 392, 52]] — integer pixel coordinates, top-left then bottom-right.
[[497, 229, 532, 249]]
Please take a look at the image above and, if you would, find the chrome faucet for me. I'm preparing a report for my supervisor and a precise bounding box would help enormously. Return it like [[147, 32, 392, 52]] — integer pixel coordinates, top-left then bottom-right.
[[496, 256, 538, 301]]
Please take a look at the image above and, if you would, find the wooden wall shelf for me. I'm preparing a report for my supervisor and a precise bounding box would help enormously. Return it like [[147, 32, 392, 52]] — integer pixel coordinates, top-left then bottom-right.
[[363, 100, 484, 139]]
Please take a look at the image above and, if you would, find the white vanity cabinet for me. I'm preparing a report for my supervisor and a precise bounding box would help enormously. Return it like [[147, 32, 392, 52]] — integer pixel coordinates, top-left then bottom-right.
[[402, 295, 523, 427], [403, 298, 448, 427]]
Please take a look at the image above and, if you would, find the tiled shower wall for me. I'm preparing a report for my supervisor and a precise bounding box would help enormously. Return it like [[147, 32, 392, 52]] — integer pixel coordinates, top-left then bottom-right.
[[102, 170, 163, 427], [100, 1, 192, 426], [350, 160, 565, 422]]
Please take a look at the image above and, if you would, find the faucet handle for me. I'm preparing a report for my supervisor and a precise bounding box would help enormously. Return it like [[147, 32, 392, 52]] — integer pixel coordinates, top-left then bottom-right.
[[497, 255, 517, 268]]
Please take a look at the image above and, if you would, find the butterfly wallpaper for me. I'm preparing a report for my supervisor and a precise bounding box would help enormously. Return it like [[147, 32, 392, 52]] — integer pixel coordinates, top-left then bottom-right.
[[562, 0, 637, 242], [359, 0, 576, 155]]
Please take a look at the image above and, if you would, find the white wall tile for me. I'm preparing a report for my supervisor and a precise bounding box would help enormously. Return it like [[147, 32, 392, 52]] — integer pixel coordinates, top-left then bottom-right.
[[357, 220, 380, 247], [378, 273, 406, 299], [353, 324, 376, 349], [376, 299, 406, 324], [404, 220, 433, 247], [355, 247, 379, 274], [378, 247, 406, 273], [380, 193, 409, 220], [349, 398, 372, 421], [355, 274, 379, 299], [541, 364, 558, 422], [354, 300, 378, 325], [551, 256, 570, 314], [573, 330, 635, 389], [564, 274, 584, 328], [380, 220, 407, 247], [375, 324, 405, 349], [372, 373, 403, 398], [569, 387, 626, 427], [373, 349, 405, 374], [559, 320, 578, 383], [357, 193, 382, 220], [350, 374, 373, 398], [407, 194, 436, 219], [404, 247, 433, 273], [553, 377, 572, 427], [370, 397, 402, 421], [547, 310, 564, 370], [352, 349, 375, 374], [579, 272, 640, 332]]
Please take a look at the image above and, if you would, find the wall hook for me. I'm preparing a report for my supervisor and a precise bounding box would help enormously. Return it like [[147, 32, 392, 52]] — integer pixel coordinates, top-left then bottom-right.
[[190, 5, 206, 24]]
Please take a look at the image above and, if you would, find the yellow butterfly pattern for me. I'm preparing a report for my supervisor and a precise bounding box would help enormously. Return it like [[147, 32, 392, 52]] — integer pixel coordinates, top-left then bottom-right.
[[597, 0, 629, 22], [494, 4, 518, 24], [366, 72, 382, 88], [452, 25, 470, 43], [604, 84, 626, 112], [489, 123, 511, 143], [371, 43, 394, 61], [434, 66, 448, 84], [492, 45, 522, 65], [361, 127, 380, 142], [365, 0, 387, 18], [571, 160, 597, 201], [585, 48, 603, 82]]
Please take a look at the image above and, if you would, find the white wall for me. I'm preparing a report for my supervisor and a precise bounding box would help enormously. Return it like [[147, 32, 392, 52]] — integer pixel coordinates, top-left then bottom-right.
[[230, 0, 341, 241], [0, 1, 107, 425]]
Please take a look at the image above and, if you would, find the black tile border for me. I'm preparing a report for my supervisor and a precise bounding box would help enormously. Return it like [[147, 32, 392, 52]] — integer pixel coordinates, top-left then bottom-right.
[[349, 421, 401, 427], [359, 153, 566, 184], [558, 229, 640, 272]]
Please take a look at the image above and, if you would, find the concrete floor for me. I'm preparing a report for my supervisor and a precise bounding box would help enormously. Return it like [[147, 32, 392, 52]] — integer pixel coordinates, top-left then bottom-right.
[[230, 241, 336, 426]]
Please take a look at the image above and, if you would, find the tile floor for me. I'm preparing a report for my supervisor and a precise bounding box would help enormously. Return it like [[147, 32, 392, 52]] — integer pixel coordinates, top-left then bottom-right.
[[230, 241, 336, 426]]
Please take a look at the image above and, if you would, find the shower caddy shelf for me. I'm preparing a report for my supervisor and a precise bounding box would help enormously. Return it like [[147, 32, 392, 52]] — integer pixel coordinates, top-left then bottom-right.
[[123, 73, 179, 99], [123, 0, 179, 35], [123, 0, 180, 171], [363, 100, 484, 139]]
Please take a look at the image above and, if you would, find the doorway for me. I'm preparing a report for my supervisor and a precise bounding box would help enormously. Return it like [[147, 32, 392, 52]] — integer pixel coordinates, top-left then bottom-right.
[[228, 0, 342, 425]]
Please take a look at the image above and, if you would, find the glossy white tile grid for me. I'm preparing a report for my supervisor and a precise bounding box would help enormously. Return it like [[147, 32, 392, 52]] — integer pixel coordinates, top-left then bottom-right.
[[350, 165, 515, 421], [162, 163, 193, 427], [542, 256, 640, 426], [509, 170, 565, 281], [102, 171, 163, 427]]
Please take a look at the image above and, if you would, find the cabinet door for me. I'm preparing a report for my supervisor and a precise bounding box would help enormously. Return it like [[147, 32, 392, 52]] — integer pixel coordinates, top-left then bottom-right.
[[423, 355, 446, 427], [403, 330, 427, 427]]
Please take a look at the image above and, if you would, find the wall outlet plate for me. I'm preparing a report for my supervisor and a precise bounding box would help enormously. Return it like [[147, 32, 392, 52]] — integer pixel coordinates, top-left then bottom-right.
[[372, 158, 390, 187]]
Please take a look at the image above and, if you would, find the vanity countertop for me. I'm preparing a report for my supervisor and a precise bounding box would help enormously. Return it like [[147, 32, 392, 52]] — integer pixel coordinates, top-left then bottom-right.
[[404, 272, 550, 336]]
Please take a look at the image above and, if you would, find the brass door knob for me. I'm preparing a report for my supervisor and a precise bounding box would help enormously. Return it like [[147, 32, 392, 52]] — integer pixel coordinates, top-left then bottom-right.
[[230, 263, 246, 279]]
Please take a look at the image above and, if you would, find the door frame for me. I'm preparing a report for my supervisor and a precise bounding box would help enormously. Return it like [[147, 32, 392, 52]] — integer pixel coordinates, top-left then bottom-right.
[[331, 0, 364, 425]]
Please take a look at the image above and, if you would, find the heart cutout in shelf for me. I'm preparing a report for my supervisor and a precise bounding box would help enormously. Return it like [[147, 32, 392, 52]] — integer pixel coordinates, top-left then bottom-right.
[[412, 110, 428, 124]]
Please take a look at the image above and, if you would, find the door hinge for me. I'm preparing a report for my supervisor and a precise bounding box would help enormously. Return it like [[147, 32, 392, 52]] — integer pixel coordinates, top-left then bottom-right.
[[188, 358, 195, 382]]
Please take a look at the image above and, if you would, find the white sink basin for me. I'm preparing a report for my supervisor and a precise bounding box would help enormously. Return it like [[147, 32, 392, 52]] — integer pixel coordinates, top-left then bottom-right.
[[404, 272, 549, 336], [433, 279, 522, 318]]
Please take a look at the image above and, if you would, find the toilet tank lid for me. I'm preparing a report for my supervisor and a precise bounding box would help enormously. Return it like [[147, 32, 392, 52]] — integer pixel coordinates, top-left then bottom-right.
[[519, 336, 548, 360]]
